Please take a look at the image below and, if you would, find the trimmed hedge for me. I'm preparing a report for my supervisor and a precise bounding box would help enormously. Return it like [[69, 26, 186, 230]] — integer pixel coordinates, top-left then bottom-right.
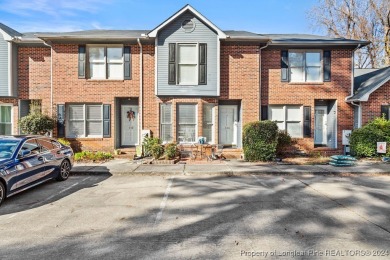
[[243, 120, 279, 161], [350, 117, 390, 157]]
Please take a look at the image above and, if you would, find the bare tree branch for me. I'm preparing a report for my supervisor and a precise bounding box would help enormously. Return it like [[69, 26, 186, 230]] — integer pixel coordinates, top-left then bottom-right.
[[308, 0, 389, 67]]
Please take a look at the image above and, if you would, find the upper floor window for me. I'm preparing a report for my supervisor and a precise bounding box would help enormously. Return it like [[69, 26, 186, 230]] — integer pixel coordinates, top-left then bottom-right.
[[289, 50, 322, 83], [88, 45, 123, 80], [78, 45, 131, 80], [281, 50, 331, 83], [168, 43, 207, 85]]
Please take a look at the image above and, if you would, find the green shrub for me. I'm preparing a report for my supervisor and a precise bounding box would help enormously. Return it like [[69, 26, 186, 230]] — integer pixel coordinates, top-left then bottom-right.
[[150, 144, 164, 159], [74, 151, 113, 162], [276, 130, 292, 156], [164, 143, 177, 159], [19, 113, 55, 135], [243, 120, 279, 161], [350, 117, 390, 157], [142, 137, 161, 156], [57, 138, 71, 146]]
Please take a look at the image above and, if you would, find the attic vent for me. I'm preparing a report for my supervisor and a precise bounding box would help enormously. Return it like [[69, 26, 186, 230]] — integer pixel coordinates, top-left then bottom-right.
[[182, 19, 195, 32]]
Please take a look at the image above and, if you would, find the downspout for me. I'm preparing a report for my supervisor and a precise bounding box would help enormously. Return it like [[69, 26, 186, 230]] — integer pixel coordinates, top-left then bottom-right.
[[259, 40, 271, 120], [137, 38, 143, 145], [346, 44, 361, 128], [43, 40, 53, 136]]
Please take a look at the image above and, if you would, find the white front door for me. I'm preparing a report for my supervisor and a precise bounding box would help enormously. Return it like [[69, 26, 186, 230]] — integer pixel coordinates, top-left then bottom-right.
[[121, 105, 138, 146], [314, 106, 327, 145], [219, 105, 237, 145]]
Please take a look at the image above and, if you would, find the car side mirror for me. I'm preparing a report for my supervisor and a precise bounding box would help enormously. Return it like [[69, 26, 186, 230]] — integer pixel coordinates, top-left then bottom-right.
[[19, 150, 31, 158]]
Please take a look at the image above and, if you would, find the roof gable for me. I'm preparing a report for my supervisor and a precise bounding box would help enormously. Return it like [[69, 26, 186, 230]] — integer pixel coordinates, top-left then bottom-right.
[[148, 4, 226, 39], [0, 23, 22, 41], [348, 66, 390, 102]]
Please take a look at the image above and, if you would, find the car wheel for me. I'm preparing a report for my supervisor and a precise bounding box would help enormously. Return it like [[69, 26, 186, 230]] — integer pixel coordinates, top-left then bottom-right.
[[57, 160, 71, 181], [0, 181, 5, 207]]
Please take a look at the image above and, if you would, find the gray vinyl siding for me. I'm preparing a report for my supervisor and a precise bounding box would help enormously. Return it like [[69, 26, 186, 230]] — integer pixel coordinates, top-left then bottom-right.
[[0, 33, 9, 96], [157, 10, 218, 96], [12, 43, 17, 96]]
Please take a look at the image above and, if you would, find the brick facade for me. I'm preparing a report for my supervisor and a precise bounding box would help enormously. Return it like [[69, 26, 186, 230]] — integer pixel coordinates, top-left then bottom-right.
[[18, 47, 52, 113], [12, 43, 363, 154], [9, 27, 383, 156], [261, 49, 355, 152], [361, 81, 390, 125]]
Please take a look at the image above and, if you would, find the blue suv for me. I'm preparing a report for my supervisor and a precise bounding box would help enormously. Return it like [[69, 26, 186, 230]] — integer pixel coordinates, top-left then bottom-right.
[[0, 135, 74, 206]]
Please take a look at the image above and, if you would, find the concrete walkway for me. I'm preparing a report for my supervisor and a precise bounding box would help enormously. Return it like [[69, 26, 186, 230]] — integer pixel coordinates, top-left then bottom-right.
[[71, 158, 390, 175]]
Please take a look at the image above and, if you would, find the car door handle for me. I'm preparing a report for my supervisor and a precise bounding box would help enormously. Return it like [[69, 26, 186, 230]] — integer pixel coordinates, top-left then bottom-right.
[[38, 157, 44, 161]]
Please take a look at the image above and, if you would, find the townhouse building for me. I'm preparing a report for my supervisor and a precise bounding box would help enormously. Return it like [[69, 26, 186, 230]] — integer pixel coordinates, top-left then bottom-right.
[[2, 5, 388, 155]]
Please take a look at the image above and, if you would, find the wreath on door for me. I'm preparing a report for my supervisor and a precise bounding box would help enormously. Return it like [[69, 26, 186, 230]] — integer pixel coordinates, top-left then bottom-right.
[[127, 109, 136, 121]]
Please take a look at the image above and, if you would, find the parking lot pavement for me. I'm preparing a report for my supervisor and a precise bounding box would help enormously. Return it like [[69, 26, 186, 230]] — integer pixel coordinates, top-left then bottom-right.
[[1, 174, 390, 259]]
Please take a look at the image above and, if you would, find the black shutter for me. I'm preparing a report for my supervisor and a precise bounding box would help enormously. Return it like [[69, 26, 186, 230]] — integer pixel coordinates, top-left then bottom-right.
[[261, 106, 268, 120], [323, 50, 331, 82], [57, 105, 65, 137], [381, 105, 389, 119], [281, 50, 289, 82], [168, 43, 176, 84], [78, 45, 86, 79], [199, 43, 207, 85], [124, 46, 131, 80], [103, 104, 111, 138], [303, 106, 311, 137]]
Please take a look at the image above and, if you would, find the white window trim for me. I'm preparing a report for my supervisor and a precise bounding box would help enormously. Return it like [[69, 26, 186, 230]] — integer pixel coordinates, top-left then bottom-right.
[[176, 42, 199, 86], [87, 44, 124, 80], [160, 103, 173, 144], [269, 105, 303, 138], [177, 103, 198, 144], [289, 49, 323, 83], [202, 104, 215, 144], [66, 104, 103, 138], [0, 104, 13, 135]]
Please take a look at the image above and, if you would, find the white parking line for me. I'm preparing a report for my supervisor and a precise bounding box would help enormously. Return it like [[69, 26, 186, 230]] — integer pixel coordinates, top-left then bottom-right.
[[154, 177, 174, 226], [251, 174, 271, 188], [29, 176, 91, 209]]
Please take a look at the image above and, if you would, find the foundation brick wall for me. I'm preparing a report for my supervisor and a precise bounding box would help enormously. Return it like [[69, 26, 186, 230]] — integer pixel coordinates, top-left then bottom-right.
[[361, 81, 390, 125], [261, 48, 355, 152]]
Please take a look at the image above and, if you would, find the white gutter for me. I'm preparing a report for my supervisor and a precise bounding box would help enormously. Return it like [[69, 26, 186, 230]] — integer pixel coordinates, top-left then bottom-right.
[[42, 40, 53, 117], [351, 101, 361, 128], [346, 44, 361, 101], [346, 44, 361, 128], [137, 38, 143, 145], [259, 41, 271, 120]]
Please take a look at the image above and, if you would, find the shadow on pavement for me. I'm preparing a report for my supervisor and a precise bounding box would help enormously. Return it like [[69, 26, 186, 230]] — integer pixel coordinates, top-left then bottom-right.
[[0, 173, 111, 215]]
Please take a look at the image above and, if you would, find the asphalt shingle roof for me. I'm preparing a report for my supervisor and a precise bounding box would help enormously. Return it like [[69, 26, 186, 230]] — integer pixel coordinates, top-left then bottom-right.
[[348, 66, 390, 101], [0, 23, 22, 37]]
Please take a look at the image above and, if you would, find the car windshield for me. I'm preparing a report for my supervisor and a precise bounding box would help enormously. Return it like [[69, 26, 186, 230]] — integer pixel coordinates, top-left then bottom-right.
[[0, 140, 20, 159]]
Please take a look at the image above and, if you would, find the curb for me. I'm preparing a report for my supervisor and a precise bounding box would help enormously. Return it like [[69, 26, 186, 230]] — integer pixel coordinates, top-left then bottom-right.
[[70, 170, 390, 176]]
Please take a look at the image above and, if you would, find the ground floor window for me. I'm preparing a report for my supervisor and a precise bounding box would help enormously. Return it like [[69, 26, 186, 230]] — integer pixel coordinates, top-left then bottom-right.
[[202, 104, 214, 143], [160, 103, 172, 143], [0, 105, 12, 135], [269, 105, 302, 138], [66, 104, 102, 138], [177, 104, 197, 143]]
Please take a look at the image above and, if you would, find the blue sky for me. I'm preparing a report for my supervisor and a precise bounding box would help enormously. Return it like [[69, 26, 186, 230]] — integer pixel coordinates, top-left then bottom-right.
[[0, 0, 320, 34]]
